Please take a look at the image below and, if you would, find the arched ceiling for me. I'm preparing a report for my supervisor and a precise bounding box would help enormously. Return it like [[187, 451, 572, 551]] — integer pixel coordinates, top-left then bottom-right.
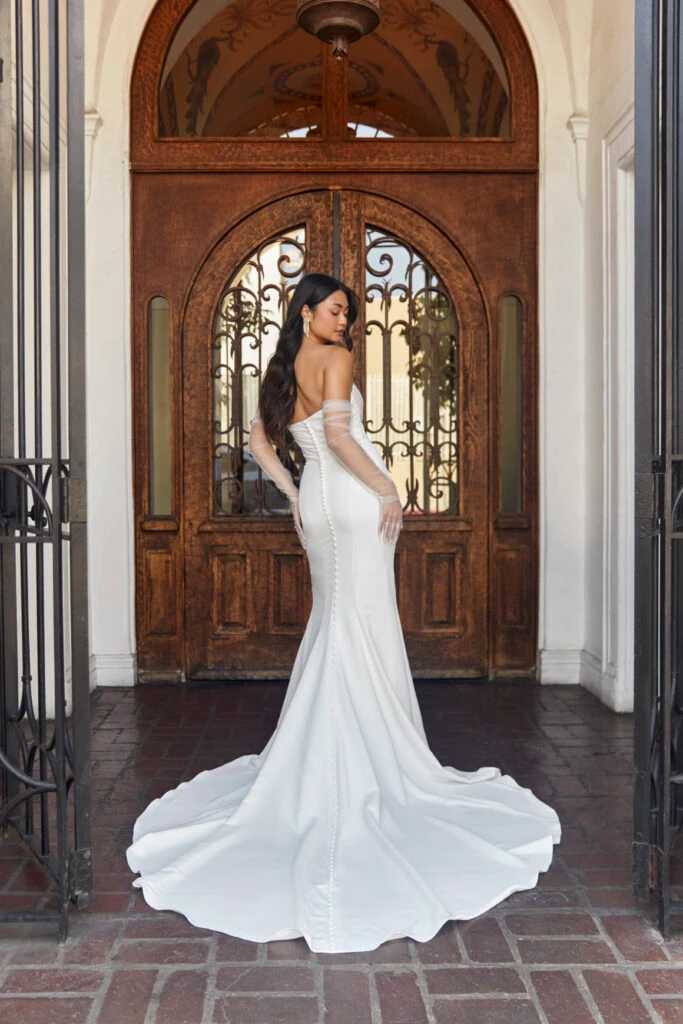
[[158, 0, 512, 138]]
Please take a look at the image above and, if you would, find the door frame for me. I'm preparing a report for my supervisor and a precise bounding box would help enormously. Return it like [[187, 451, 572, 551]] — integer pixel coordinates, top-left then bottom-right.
[[130, 0, 540, 681]]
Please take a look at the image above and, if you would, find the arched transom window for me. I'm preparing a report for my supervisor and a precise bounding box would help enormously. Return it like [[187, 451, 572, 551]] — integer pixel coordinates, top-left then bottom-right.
[[159, 0, 511, 139]]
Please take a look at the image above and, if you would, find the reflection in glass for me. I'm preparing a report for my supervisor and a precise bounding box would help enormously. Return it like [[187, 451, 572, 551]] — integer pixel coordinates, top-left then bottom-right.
[[148, 297, 172, 516], [213, 227, 306, 515], [500, 295, 523, 515], [365, 227, 459, 515], [159, 0, 510, 139]]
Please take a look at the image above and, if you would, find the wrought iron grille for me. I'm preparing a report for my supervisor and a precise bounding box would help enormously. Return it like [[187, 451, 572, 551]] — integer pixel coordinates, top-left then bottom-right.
[[364, 227, 459, 514], [633, 0, 683, 939], [212, 227, 306, 516], [0, 0, 92, 938]]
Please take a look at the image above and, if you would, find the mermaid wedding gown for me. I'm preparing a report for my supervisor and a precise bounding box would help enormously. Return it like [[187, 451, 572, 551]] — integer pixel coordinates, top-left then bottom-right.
[[126, 383, 561, 953]]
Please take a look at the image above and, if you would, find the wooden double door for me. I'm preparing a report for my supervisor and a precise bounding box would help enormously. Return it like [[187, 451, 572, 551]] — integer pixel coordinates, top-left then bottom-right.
[[133, 176, 538, 681]]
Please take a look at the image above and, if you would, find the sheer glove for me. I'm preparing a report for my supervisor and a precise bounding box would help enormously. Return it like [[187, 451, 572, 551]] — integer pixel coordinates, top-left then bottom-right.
[[248, 411, 306, 549], [322, 398, 403, 544]]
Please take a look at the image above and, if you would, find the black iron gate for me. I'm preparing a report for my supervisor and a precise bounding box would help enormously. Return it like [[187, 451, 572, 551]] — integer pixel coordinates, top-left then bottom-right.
[[633, 0, 683, 938], [0, 0, 92, 937]]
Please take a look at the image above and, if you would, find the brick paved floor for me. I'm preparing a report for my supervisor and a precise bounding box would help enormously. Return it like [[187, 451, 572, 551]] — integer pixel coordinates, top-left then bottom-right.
[[0, 681, 681, 1024]]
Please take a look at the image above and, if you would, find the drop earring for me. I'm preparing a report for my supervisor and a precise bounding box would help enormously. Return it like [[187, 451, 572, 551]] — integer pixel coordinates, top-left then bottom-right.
[[303, 317, 310, 337]]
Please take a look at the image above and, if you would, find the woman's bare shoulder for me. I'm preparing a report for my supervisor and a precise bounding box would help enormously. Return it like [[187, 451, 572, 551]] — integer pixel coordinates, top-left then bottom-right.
[[321, 343, 352, 365]]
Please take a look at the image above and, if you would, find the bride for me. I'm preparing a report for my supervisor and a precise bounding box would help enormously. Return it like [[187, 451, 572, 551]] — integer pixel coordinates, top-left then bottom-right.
[[126, 273, 561, 954]]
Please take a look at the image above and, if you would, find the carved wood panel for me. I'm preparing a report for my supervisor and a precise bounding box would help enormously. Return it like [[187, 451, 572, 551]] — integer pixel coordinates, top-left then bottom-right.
[[211, 551, 248, 634], [142, 548, 178, 637]]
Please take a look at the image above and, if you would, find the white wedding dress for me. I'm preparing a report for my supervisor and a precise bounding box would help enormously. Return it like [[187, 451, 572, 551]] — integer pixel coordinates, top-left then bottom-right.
[[126, 383, 561, 953]]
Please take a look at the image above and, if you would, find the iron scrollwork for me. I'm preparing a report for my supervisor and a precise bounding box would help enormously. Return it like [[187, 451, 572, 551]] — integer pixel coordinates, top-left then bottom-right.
[[212, 228, 306, 516], [364, 227, 459, 515], [0, 462, 70, 832]]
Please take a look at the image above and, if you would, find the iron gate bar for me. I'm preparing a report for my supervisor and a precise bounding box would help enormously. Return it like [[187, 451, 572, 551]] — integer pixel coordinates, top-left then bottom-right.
[[633, 0, 659, 911], [0, 0, 92, 938], [66, 0, 93, 901], [0, 0, 21, 893], [33, 0, 48, 864], [633, 0, 683, 939], [49, 0, 68, 931]]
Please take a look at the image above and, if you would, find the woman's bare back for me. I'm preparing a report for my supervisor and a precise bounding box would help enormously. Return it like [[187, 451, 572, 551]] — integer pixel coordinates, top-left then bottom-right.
[[291, 340, 348, 425]]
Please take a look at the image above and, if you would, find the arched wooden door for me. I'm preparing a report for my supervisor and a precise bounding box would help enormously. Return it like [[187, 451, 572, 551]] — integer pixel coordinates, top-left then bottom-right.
[[182, 191, 489, 678], [131, 0, 540, 682]]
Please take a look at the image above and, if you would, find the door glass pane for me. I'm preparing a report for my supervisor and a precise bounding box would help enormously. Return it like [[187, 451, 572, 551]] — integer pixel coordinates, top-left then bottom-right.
[[213, 227, 306, 515], [365, 227, 459, 514], [160, 1, 323, 138], [500, 295, 523, 514], [148, 297, 172, 516]]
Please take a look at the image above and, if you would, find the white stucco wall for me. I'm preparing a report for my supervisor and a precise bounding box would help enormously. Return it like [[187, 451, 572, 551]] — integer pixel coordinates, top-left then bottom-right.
[[581, 0, 635, 710], [83, 0, 607, 697]]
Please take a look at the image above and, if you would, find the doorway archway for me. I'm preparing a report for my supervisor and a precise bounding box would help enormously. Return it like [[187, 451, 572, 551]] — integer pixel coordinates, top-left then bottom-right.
[[130, 0, 540, 681]]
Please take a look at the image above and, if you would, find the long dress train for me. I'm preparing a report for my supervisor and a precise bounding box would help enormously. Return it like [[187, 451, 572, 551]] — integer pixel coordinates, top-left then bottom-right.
[[126, 383, 561, 953]]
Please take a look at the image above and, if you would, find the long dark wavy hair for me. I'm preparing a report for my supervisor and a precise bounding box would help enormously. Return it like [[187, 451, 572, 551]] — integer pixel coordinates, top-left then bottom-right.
[[258, 273, 359, 445]]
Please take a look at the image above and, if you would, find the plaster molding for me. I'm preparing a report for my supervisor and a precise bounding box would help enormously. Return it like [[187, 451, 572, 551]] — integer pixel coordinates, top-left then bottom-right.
[[598, 103, 635, 713], [89, 653, 137, 689], [84, 109, 103, 202], [580, 649, 633, 712], [539, 648, 582, 685], [602, 102, 635, 149], [567, 112, 589, 205]]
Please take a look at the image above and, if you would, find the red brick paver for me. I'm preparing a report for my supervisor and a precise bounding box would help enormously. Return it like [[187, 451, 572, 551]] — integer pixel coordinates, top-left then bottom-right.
[[212, 993, 319, 1023], [652, 999, 683, 1022], [432, 998, 541, 1023], [0, 682, 681, 1023], [584, 969, 653, 1024], [98, 969, 157, 1024], [531, 969, 596, 1024], [323, 969, 372, 1024], [375, 970, 429, 1023], [155, 969, 209, 1024]]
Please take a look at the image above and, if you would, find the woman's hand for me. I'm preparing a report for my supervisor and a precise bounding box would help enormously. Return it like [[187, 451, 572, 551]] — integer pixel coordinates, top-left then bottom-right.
[[379, 493, 403, 545], [290, 496, 306, 550]]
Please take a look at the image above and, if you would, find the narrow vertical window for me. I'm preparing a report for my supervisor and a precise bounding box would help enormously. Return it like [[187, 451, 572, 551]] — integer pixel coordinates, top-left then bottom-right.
[[148, 296, 172, 516], [500, 296, 523, 515]]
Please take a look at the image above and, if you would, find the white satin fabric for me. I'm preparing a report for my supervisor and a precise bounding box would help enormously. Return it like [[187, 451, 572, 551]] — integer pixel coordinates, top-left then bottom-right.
[[126, 383, 561, 953]]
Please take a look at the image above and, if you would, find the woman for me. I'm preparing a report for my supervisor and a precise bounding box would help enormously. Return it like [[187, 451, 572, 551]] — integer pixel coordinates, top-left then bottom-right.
[[126, 273, 560, 953]]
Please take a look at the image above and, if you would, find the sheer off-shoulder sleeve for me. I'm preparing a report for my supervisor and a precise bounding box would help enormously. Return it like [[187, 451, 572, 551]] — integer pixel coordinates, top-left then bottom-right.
[[248, 410, 305, 548], [322, 399, 401, 506]]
